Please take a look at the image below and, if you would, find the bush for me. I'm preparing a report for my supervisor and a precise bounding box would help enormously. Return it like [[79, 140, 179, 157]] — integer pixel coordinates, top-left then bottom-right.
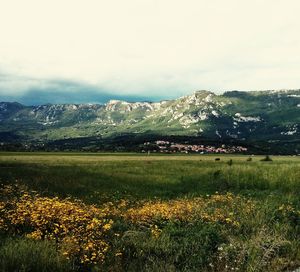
[[261, 155, 273, 162], [227, 159, 233, 166]]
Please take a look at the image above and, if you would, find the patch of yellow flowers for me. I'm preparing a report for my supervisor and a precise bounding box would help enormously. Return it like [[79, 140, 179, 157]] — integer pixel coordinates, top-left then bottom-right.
[[0, 185, 260, 266], [0, 187, 113, 266], [125, 193, 249, 229]]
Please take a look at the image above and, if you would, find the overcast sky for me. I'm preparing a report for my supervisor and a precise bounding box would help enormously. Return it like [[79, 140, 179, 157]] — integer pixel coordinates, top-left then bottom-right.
[[1, 0, 300, 103]]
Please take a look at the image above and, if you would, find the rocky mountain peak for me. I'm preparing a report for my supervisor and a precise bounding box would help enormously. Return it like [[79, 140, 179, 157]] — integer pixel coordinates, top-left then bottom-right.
[[0, 90, 299, 148]]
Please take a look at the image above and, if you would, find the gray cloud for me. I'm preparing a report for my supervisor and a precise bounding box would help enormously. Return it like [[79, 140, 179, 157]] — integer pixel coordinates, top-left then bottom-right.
[[0, 74, 169, 105]]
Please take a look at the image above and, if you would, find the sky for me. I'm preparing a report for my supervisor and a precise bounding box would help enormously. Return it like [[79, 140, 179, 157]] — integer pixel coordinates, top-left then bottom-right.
[[1, 0, 300, 104]]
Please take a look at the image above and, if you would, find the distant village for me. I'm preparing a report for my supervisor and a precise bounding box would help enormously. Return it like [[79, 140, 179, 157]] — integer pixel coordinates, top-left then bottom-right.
[[142, 140, 248, 154]]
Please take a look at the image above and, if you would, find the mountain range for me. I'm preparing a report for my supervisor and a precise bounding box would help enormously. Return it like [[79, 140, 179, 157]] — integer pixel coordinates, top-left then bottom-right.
[[1, 89, 300, 153]]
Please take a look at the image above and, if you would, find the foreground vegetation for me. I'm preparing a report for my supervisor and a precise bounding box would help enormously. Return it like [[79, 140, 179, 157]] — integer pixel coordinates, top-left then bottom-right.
[[0, 153, 299, 271]]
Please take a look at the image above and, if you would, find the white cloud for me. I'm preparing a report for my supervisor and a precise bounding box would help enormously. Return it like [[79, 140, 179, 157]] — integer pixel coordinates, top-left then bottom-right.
[[0, 0, 300, 97]]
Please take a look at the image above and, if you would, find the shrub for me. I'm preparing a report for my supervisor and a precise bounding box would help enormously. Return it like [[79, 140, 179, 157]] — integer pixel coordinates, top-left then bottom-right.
[[261, 155, 273, 162], [227, 159, 233, 166]]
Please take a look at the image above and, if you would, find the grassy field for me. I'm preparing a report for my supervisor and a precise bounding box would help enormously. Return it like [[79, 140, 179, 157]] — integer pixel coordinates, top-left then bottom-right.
[[0, 152, 299, 271]]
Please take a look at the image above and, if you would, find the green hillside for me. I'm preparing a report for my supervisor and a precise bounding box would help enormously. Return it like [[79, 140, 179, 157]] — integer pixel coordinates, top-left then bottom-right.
[[1, 90, 300, 152]]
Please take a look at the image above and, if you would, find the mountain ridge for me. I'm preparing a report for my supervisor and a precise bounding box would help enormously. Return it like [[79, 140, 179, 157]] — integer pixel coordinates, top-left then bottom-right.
[[3, 88, 300, 107], [1, 89, 300, 153]]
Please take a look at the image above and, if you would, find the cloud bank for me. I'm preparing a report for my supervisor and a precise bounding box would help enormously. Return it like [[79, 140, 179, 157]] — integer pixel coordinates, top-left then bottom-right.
[[1, 0, 300, 103]]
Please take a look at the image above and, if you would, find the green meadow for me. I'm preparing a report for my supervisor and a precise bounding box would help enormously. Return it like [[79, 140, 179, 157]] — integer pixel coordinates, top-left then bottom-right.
[[0, 153, 299, 271]]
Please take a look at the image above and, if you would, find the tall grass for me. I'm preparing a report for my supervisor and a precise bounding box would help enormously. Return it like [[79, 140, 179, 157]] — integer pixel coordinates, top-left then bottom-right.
[[0, 238, 72, 272], [0, 153, 299, 271], [0, 156, 299, 202]]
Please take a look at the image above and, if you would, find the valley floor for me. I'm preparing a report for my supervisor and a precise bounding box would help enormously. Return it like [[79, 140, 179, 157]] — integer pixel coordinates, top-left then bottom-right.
[[0, 153, 299, 271]]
